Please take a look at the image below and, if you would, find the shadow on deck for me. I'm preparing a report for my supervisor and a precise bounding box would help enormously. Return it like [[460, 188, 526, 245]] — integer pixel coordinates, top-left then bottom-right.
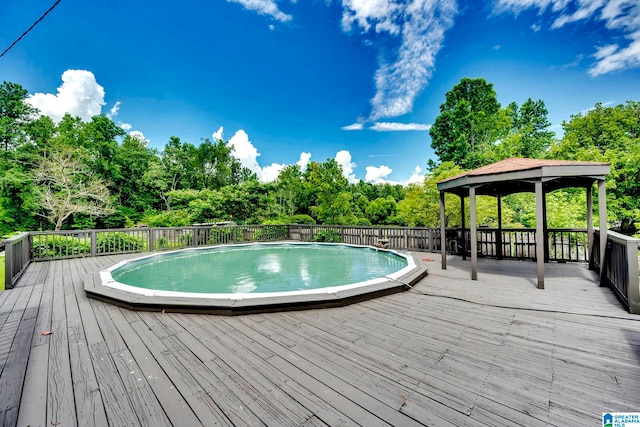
[[0, 253, 639, 426]]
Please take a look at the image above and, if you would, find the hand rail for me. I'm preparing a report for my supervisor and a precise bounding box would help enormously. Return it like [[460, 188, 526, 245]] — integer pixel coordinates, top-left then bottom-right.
[[597, 229, 640, 314], [4, 232, 31, 289]]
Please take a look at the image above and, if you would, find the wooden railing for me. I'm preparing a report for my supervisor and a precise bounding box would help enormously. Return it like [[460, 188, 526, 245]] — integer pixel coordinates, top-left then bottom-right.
[[29, 225, 292, 261], [22, 224, 592, 261], [4, 232, 31, 290], [440, 228, 589, 262], [596, 230, 640, 314], [6, 224, 638, 313]]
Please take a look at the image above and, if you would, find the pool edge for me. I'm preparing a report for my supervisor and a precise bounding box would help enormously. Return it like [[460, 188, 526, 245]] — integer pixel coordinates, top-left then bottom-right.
[[84, 251, 429, 315]]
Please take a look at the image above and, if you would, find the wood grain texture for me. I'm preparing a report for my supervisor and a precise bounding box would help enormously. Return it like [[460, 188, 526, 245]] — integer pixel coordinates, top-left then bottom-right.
[[0, 252, 638, 426]]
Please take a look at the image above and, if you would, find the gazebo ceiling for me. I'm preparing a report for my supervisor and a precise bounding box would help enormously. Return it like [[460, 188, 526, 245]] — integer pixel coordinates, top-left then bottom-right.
[[437, 158, 610, 197]]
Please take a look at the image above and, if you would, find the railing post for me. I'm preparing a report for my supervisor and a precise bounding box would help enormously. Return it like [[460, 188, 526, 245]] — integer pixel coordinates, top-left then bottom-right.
[[90, 231, 97, 257], [149, 229, 155, 252], [5, 238, 13, 289], [625, 239, 640, 314], [428, 228, 434, 252]]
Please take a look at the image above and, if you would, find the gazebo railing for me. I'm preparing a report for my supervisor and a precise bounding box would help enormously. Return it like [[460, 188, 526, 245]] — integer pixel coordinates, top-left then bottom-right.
[[446, 228, 590, 262]]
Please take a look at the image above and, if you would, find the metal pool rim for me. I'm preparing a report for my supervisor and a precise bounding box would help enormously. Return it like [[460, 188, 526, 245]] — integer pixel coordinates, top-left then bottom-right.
[[85, 242, 429, 315]]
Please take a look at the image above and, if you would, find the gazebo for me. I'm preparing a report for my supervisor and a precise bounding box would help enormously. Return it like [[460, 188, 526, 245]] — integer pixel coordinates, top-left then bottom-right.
[[436, 158, 611, 289]]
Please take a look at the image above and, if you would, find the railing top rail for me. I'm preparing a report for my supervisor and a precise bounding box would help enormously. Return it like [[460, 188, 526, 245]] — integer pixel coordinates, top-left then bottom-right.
[[604, 229, 640, 245], [4, 231, 30, 242]]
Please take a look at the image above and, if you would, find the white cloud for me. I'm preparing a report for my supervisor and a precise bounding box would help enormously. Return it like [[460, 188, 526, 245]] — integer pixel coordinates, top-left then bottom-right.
[[129, 130, 149, 146], [212, 126, 224, 141], [297, 152, 311, 170], [107, 101, 121, 119], [369, 121, 431, 131], [340, 0, 457, 120], [261, 163, 287, 182], [341, 122, 364, 131], [341, 0, 401, 34], [365, 165, 393, 183], [406, 165, 425, 184], [227, 0, 292, 22], [119, 123, 132, 131], [26, 70, 106, 123], [493, 0, 640, 76], [335, 150, 358, 183], [226, 129, 309, 183], [228, 130, 262, 176]]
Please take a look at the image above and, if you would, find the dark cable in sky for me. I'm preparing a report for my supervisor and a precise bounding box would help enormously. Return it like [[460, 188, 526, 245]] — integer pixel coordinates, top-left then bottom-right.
[[0, 0, 63, 59]]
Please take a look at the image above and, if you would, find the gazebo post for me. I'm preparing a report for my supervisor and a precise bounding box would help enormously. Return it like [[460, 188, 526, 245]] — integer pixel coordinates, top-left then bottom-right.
[[496, 195, 503, 260], [440, 191, 446, 270], [535, 180, 545, 289], [586, 185, 594, 268], [460, 195, 466, 260], [470, 186, 477, 280], [598, 180, 607, 276], [542, 187, 549, 262]]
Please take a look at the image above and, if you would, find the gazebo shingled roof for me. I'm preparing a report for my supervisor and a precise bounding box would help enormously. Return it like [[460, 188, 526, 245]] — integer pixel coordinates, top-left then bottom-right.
[[437, 158, 610, 197], [436, 158, 611, 289]]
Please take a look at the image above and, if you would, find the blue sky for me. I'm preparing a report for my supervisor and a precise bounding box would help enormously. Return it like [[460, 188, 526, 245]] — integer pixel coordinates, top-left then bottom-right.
[[1, 0, 639, 184]]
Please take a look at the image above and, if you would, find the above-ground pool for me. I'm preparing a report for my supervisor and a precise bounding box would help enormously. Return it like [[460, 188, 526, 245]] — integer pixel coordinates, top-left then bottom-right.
[[86, 242, 429, 315]]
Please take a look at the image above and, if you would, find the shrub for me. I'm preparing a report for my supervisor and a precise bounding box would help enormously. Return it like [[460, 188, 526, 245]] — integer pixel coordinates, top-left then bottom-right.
[[143, 210, 192, 227], [96, 232, 145, 254], [208, 227, 235, 245], [288, 214, 316, 225], [313, 229, 342, 243], [31, 235, 91, 258]]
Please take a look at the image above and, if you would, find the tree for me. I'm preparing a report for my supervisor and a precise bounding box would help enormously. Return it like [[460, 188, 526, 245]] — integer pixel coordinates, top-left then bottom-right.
[[192, 138, 243, 190], [365, 196, 397, 225], [430, 78, 506, 169], [34, 143, 112, 230], [304, 159, 358, 224], [274, 164, 304, 217], [548, 101, 640, 234], [493, 99, 556, 161], [114, 133, 157, 214], [396, 162, 463, 227], [0, 81, 37, 167]]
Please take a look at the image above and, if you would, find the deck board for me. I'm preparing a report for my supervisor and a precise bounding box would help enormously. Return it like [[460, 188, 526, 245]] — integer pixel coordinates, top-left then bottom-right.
[[0, 252, 639, 426]]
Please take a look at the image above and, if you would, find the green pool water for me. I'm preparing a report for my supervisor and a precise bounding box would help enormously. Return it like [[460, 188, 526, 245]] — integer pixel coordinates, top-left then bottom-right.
[[110, 243, 409, 294]]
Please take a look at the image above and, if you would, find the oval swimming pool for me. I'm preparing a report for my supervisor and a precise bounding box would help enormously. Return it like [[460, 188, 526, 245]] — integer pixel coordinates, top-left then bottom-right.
[[91, 242, 427, 314], [108, 243, 409, 295]]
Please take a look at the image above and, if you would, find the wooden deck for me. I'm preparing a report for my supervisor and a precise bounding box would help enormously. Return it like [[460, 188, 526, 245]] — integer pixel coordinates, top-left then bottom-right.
[[1, 252, 639, 426]]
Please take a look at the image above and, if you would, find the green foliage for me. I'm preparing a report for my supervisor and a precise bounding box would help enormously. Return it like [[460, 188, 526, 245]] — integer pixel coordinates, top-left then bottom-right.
[[1, 75, 637, 235], [396, 162, 464, 227], [365, 196, 397, 225], [143, 209, 192, 227], [430, 77, 506, 169], [96, 232, 145, 253], [287, 214, 316, 224], [208, 227, 235, 244], [32, 235, 91, 258], [71, 214, 97, 230], [313, 229, 342, 243], [548, 101, 640, 234]]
